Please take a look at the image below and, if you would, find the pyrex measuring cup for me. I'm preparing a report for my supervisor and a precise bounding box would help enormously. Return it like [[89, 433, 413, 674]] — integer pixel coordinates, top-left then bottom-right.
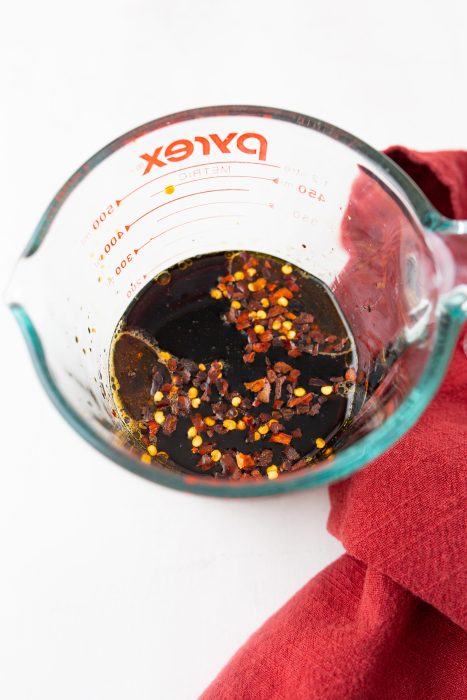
[[6, 106, 467, 496]]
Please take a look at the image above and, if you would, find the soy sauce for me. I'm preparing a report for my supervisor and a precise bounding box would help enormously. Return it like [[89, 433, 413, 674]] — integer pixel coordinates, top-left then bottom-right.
[[111, 251, 356, 479]]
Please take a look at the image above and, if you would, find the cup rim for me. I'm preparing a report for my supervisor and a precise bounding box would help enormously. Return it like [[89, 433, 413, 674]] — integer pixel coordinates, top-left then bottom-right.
[[9, 105, 464, 496]]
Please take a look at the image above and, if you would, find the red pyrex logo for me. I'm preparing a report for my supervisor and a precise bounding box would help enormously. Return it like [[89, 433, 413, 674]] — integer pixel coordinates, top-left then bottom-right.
[[139, 132, 268, 174]]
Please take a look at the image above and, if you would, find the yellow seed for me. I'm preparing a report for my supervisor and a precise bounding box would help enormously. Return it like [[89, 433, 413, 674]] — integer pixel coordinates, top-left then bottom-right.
[[231, 396, 242, 407], [281, 264, 293, 275], [234, 271, 244, 280], [315, 437, 326, 449], [154, 411, 165, 425], [247, 267, 257, 277], [282, 320, 293, 330], [268, 418, 278, 426], [321, 385, 333, 396], [187, 387, 198, 399], [254, 324, 265, 335], [260, 297, 270, 308], [237, 420, 246, 430], [266, 465, 279, 480], [279, 334, 287, 340], [231, 300, 242, 309], [256, 309, 267, 319], [153, 391, 164, 402], [204, 417, 216, 427], [210, 288, 223, 299], [157, 451, 169, 458], [192, 435, 203, 447], [254, 431, 261, 441], [223, 419, 237, 431], [198, 363, 206, 371], [294, 387, 306, 397], [159, 351, 171, 361], [217, 361, 224, 368], [272, 320, 282, 330], [247, 283, 256, 292], [211, 449, 222, 462], [187, 426, 198, 439], [191, 397, 201, 408], [325, 447, 334, 457], [277, 296, 289, 307], [258, 425, 269, 435], [147, 444, 157, 456], [141, 453, 152, 464], [287, 330, 297, 340], [249, 311, 257, 319]]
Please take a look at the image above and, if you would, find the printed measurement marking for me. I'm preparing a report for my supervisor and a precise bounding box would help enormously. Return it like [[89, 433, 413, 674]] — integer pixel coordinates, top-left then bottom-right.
[[92, 204, 114, 230], [115, 253, 134, 276], [115, 160, 280, 205], [150, 175, 278, 200], [125, 188, 248, 230], [100, 230, 125, 259], [157, 200, 274, 223], [293, 210, 319, 225], [134, 214, 245, 255], [297, 184, 326, 202]]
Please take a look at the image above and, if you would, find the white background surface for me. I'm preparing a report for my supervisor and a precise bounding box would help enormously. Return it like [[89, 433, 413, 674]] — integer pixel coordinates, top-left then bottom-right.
[[0, 2, 465, 698]]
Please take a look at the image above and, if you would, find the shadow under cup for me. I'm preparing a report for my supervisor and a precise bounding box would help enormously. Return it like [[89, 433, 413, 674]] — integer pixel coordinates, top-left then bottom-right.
[[8, 107, 464, 496]]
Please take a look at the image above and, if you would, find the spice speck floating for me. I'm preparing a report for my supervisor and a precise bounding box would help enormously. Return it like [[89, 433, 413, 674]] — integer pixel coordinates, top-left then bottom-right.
[[111, 251, 357, 480]]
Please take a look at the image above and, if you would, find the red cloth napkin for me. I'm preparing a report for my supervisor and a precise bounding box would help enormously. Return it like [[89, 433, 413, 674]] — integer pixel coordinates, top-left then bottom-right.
[[201, 148, 467, 700]]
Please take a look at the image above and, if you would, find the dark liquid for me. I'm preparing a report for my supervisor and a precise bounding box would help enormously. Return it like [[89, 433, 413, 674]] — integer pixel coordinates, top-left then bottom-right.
[[111, 252, 356, 479]]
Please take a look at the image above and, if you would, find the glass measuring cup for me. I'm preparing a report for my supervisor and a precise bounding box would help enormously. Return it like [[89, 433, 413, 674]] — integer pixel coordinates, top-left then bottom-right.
[[6, 105, 467, 496]]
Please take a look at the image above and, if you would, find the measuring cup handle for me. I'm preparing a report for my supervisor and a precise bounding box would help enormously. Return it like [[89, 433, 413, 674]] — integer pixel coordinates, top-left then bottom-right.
[[429, 216, 467, 317]]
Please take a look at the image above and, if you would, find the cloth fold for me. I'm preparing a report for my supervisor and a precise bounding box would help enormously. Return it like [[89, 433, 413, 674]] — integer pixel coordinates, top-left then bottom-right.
[[201, 148, 467, 700]]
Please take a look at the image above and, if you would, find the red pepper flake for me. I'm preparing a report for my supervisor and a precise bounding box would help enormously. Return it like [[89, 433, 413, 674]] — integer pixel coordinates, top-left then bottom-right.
[[296, 313, 315, 324], [243, 351, 256, 363], [288, 368, 301, 383], [191, 413, 205, 431], [274, 361, 293, 374], [198, 442, 215, 455], [345, 367, 357, 382], [236, 452, 255, 469], [288, 392, 313, 407], [256, 449, 273, 467], [267, 305, 284, 318], [257, 380, 271, 403], [148, 421, 159, 439], [162, 414, 178, 435], [266, 368, 277, 383], [220, 452, 236, 475], [274, 375, 286, 400], [248, 277, 267, 292], [269, 432, 292, 445], [252, 342, 271, 353], [271, 286, 293, 301], [283, 445, 300, 461], [177, 394, 191, 413], [244, 378, 266, 393], [216, 377, 229, 396], [197, 454, 214, 471]]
